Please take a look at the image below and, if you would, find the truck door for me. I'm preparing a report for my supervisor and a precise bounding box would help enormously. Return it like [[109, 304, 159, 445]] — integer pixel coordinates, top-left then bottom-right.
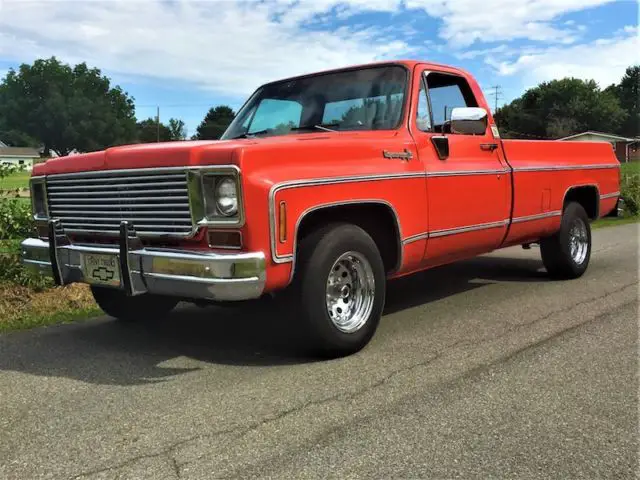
[[412, 68, 511, 262]]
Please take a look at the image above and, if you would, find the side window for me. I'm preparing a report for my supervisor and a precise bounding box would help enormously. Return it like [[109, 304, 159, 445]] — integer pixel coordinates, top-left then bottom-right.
[[416, 82, 431, 132], [426, 73, 478, 133], [248, 99, 302, 134]]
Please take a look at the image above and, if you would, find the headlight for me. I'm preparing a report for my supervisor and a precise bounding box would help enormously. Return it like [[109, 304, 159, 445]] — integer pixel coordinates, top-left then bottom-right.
[[30, 179, 47, 218], [215, 177, 238, 216], [202, 175, 239, 219]]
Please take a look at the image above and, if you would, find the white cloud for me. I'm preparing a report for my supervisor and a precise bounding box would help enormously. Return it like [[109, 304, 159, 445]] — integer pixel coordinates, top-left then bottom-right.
[[0, 0, 409, 97], [0, 0, 629, 102], [487, 26, 639, 88], [405, 0, 617, 46]]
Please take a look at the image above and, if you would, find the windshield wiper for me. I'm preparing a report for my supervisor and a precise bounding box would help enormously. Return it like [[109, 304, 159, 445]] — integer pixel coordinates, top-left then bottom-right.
[[227, 129, 270, 139], [290, 123, 339, 133]]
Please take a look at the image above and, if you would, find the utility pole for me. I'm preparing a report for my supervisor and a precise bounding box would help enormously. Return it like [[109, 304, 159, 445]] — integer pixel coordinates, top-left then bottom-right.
[[488, 85, 502, 113], [156, 106, 160, 142]]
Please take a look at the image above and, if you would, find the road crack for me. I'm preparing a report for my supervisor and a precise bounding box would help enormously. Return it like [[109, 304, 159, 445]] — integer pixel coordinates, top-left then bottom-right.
[[73, 281, 637, 479]]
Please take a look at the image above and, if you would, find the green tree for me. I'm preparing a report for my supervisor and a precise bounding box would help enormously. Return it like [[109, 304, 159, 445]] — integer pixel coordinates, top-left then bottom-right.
[[0, 125, 39, 148], [495, 77, 627, 139], [168, 118, 187, 140], [605, 65, 639, 138], [137, 117, 187, 143], [193, 106, 235, 140], [0, 57, 137, 156], [136, 118, 172, 143]]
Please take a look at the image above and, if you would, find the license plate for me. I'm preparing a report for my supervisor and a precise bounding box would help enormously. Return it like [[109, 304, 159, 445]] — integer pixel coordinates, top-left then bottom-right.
[[82, 253, 121, 286]]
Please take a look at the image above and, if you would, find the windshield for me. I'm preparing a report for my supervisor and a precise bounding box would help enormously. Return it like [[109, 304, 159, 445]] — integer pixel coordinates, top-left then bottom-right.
[[221, 65, 407, 140]]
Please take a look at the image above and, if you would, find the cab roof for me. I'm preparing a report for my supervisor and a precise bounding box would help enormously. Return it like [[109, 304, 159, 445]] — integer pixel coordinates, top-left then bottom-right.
[[261, 59, 470, 87]]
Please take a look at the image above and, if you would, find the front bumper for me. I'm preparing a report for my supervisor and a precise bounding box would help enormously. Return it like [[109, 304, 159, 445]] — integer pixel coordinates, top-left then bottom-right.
[[21, 221, 266, 302]]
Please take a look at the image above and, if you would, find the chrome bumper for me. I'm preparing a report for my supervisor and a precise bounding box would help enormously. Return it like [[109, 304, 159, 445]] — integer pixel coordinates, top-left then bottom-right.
[[20, 221, 266, 302]]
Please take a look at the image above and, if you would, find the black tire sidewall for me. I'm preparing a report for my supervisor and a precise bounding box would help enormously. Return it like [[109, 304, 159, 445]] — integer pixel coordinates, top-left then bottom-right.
[[298, 223, 386, 356], [558, 203, 592, 276], [91, 286, 178, 321]]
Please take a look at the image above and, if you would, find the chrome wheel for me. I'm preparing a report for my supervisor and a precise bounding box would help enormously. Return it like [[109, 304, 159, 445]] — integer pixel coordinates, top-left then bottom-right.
[[325, 251, 375, 333], [569, 217, 588, 265]]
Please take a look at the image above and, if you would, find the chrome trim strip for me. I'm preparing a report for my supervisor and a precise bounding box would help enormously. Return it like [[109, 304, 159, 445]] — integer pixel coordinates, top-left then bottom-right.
[[511, 211, 562, 224], [44, 164, 240, 179], [268, 173, 423, 264], [285, 199, 404, 284], [513, 164, 620, 172], [427, 168, 507, 177], [401, 219, 509, 244], [600, 191, 620, 200], [47, 173, 187, 185], [47, 180, 187, 191], [402, 232, 429, 245], [429, 219, 509, 238]]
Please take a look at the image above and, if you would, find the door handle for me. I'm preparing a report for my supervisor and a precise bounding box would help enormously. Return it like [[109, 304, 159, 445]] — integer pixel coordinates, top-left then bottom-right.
[[480, 143, 498, 152]]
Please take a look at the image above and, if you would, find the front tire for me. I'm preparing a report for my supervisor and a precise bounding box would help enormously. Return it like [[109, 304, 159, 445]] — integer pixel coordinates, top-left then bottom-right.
[[293, 223, 386, 358], [540, 202, 592, 279], [91, 286, 178, 322]]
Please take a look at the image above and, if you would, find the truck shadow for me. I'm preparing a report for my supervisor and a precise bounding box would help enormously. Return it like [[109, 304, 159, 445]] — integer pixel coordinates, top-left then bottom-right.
[[0, 255, 548, 386]]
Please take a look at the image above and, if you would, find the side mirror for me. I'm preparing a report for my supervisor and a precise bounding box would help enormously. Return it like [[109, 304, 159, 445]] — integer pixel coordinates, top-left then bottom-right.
[[450, 107, 488, 135]]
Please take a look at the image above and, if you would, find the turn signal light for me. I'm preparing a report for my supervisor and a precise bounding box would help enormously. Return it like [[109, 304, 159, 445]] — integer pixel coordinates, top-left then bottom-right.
[[279, 201, 287, 243]]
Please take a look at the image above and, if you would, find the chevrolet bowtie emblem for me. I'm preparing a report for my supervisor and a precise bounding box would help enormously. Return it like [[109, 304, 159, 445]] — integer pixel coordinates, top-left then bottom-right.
[[382, 149, 413, 161], [92, 266, 115, 282]]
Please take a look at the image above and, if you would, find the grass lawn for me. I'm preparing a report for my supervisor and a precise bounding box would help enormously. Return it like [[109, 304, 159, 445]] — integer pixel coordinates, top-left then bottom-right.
[[0, 283, 101, 333], [592, 215, 639, 229], [0, 170, 31, 191]]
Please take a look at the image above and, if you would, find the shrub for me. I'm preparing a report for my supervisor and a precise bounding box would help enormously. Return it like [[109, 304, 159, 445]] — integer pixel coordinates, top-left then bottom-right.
[[0, 241, 52, 290], [0, 198, 34, 240], [620, 174, 640, 217]]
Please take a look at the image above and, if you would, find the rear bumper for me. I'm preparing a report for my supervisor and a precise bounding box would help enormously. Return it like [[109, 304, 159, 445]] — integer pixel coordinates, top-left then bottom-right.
[[21, 221, 266, 302]]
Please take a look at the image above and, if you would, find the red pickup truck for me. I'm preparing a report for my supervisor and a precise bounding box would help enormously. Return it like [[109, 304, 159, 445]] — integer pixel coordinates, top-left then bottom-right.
[[22, 60, 620, 357]]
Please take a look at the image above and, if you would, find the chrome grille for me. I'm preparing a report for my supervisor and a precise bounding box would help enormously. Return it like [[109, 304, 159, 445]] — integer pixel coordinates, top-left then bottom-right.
[[46, 169, 194, 237]]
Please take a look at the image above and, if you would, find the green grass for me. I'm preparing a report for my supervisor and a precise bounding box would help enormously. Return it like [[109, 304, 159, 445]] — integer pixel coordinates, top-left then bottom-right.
[[620, 161, 640, 177], [0, 170, 31, 190], [592, 215, 639, 229], [0, 305, 102, 333]]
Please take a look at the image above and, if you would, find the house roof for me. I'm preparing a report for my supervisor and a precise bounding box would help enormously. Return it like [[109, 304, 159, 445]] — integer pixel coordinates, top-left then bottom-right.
[[0, 147, 40, 158], [558, 131, 639, 142]]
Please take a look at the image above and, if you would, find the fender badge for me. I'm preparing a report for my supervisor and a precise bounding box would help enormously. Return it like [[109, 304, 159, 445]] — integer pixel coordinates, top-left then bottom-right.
[[382, 149, 413, 161]]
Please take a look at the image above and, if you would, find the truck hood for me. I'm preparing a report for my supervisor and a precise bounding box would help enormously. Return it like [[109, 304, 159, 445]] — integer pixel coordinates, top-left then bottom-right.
[[33, 140, 245, 176], [33, 132, 399, 176]]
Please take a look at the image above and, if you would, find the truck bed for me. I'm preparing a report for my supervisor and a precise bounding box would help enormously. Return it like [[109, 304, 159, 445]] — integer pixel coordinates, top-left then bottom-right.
[[501, 139, 620, 247]]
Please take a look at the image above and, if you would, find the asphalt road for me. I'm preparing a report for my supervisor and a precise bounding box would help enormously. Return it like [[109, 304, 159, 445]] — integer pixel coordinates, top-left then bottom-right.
[[0, 223, 638, 479]]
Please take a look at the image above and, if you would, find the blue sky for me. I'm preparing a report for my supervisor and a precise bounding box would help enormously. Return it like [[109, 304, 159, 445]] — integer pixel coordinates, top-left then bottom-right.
[[0, 0, 637, 137]]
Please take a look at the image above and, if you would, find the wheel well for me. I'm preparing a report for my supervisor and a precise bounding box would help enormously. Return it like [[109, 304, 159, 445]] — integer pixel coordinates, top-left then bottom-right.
[[564, 186, 599, 220], [296, 203, 402, 273]]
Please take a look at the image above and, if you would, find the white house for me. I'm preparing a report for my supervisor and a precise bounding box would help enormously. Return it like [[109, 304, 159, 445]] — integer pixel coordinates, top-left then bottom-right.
[[0, 145, 41, 171], [558, 131, 639, 163]]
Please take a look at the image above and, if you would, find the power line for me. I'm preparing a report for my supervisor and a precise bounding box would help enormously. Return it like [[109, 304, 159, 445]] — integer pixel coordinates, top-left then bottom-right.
[[487, 85, 503, 113]]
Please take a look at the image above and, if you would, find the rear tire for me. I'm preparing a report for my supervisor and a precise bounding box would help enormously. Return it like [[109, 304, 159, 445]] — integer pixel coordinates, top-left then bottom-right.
[[540, 202, 592, 279], [292, 223, 386, 358], [91, 286, 178, 322]]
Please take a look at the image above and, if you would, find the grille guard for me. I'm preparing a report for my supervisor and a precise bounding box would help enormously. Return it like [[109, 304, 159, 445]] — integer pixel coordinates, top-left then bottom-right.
[[22, 220, 266, 302]]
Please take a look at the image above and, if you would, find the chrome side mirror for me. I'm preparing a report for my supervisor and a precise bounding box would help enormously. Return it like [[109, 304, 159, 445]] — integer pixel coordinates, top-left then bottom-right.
[[450, 107, 488, 135]]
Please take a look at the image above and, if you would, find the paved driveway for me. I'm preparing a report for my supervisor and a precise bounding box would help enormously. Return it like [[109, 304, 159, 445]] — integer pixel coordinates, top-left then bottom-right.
[[0, 223, 637, 479]]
